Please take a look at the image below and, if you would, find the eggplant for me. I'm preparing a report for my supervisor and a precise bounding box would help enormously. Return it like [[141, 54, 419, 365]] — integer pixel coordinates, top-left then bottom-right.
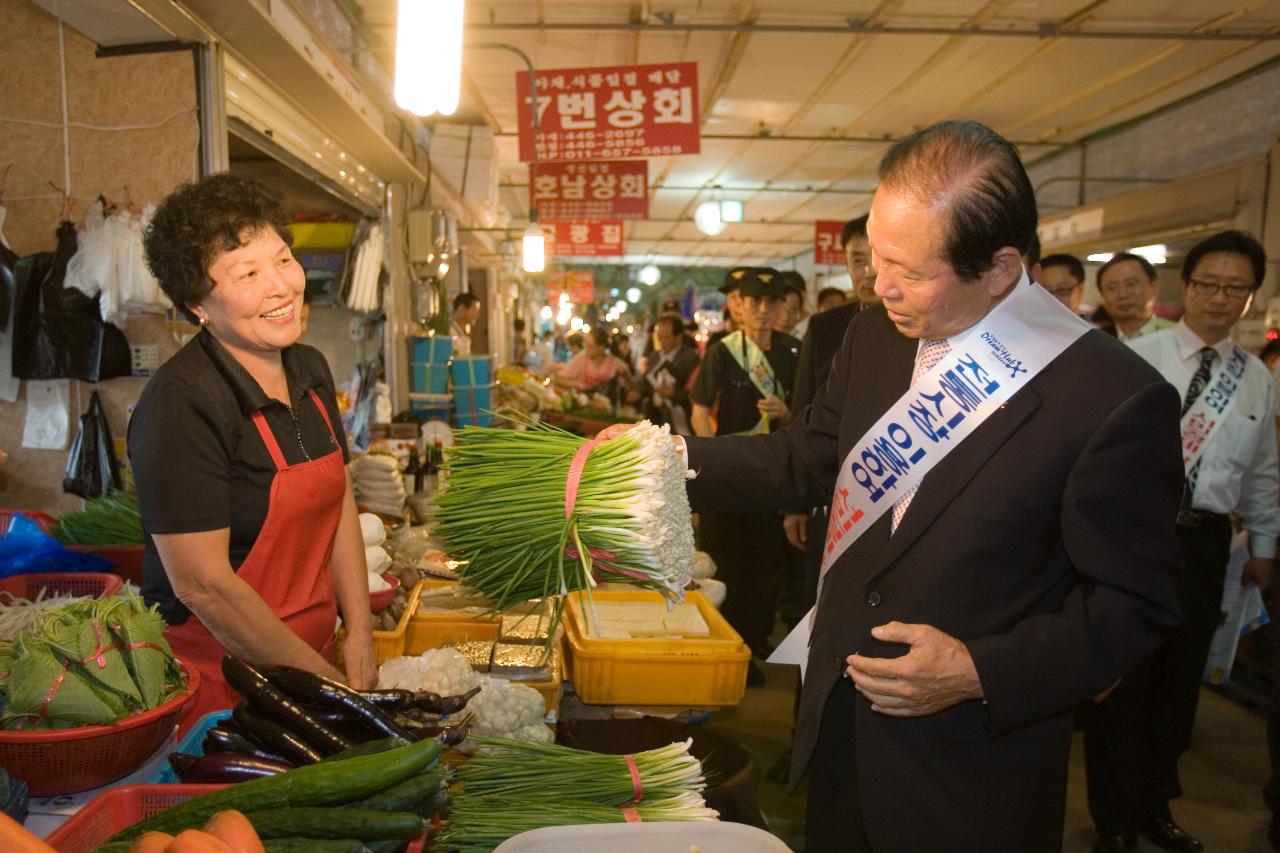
[[260, 665, 415, 742], [420, 685, 482, 716], [222, 656, 353, 755], [204, 726, 292, 763], [356, 689, 416, 711], [170, 751, 294, 783], [395, 713, 474, 747], [233, 702, 323, 765]]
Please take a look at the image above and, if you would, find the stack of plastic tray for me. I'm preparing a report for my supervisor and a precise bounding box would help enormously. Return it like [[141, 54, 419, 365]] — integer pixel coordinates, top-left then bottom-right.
[[451, 355, 495, 427], [410, 335, 454, 397], [563, 590, 750, 708]]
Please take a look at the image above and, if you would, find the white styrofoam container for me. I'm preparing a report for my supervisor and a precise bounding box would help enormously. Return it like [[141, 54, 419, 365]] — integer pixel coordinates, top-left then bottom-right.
[[493, 822, 791, 852]]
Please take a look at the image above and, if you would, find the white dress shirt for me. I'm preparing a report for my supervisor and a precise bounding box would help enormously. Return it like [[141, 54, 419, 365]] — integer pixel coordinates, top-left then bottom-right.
[[1116, 315, 1174, 343], [1128, 320, 1280, 557], [450, 318, 472, 357]]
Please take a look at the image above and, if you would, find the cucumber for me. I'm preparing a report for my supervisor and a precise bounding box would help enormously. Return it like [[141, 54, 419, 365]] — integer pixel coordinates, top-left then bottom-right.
[[363, 791, 448, 853], [321, 735, 411, 763], [105, 738, 442, 843], [250, 808, 424, 841], [263, 840, 369, 853], [346, 768, 446, 812]]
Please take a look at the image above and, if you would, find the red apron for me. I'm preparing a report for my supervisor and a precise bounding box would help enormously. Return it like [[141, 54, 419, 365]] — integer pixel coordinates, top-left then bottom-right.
[[167, 389, 346, 734]]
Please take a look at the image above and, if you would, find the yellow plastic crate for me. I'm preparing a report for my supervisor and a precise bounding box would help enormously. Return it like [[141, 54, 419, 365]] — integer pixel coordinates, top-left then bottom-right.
[[406, 578, 499, 650], [339, 580, 420, 666], [563, 590, 750, 708]]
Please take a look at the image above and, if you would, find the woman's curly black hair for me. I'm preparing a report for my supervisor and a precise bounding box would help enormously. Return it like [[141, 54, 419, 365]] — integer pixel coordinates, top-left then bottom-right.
[[143, 172, 293, 323]]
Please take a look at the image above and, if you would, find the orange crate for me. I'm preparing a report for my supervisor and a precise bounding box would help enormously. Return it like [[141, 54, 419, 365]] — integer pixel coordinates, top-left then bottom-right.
[[0, 509, 57, 535], [563, 590, 750, 708], [44, 783, 428, 852]]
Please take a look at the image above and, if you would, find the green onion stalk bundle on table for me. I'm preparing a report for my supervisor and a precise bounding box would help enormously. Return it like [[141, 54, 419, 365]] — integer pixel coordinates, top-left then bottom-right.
[[436, 736, 717, 852], [432, 419, 696, 629]]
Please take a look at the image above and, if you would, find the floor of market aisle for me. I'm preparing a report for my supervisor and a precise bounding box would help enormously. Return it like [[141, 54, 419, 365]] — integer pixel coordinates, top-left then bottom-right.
[[708, 658, 1273, 852]]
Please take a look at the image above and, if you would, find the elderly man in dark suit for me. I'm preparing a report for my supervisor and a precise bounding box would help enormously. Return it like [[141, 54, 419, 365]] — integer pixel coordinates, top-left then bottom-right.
[[680, 121, 1184, 852]]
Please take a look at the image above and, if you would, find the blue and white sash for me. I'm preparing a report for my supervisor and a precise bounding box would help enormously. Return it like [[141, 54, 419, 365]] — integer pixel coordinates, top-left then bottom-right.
[[1179, 343, 1247, 475], [770, 276, 1090, 675]]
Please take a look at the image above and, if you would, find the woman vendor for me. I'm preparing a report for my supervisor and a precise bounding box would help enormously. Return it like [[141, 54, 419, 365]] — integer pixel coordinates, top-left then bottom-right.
[[129, 173, 375, 730], [555, 327, 634, 394]]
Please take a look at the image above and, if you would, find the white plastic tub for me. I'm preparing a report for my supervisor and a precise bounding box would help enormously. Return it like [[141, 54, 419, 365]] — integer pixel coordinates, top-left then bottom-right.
[[493, 821, 792, 852]]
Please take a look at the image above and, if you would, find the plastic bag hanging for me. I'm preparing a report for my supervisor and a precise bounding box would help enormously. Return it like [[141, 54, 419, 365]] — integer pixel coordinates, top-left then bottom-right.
[[63, 390, 122, 498]]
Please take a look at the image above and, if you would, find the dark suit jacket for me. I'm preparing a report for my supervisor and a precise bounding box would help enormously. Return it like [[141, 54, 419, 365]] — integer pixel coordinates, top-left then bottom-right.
[[685, 304, 1182, 851], [638, 344, 700, 432], [794, 300, 862, 412]]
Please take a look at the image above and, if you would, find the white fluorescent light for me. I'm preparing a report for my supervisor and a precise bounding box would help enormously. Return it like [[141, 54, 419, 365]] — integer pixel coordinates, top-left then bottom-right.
[[694, 201, 725, 236], [1128, 243, 1168, 264], [626, 287, 642, 303], [522, 222, 545, 273], [638, 264, 661, 286], [394, 0, 465, 116], [1086, 252, 1114, 263], [539, 305, 553, 320], [719, 199, 744, 223]]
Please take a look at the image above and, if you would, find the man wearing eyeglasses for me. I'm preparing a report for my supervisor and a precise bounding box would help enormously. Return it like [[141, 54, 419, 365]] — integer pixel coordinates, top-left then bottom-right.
[[1083, 229, 1279, 853], [1039, 252, 1086, 315], [1097, 252, 1174, 341]]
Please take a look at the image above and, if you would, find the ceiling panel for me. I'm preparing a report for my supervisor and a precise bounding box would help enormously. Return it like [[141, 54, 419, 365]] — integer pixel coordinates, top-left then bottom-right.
[[352, 0, 1280, 265]]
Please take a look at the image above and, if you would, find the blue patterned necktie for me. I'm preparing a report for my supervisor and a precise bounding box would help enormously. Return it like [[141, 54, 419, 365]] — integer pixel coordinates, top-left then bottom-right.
[[1180, 346, 1217, 516], [891, 339, 951, 534]]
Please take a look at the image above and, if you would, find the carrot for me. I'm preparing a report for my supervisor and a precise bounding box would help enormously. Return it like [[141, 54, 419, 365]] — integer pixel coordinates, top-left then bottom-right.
[[128, 831, 175, 853], [203, 811, 265, 853], [0, 811, 57, 853], [163, 829, 237, 853]]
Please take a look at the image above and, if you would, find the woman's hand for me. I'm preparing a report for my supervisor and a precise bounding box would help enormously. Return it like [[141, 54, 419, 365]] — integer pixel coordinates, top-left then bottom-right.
[[342, 631, 378, 690]]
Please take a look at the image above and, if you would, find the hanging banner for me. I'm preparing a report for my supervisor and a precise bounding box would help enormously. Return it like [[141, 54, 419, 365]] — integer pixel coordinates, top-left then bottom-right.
[[815, 221, 846, 266], [547, 270, 597, 304], [532, 161, 649, 221], [547, 221, 625, 258], [516, 62, 700, 162]]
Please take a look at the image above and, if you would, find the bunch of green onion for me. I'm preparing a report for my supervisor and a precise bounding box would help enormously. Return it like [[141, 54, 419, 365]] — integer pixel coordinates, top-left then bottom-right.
[[53, 492, 144, 545], [433, 420, 695, 615], [436, 737, 716, 852], [456, 736, 707, 804]]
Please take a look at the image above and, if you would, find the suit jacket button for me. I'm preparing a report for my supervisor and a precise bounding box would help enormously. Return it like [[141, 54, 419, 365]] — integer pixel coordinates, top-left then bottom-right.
[[866, 591, 883, 607], [835, 656, 846, 674]]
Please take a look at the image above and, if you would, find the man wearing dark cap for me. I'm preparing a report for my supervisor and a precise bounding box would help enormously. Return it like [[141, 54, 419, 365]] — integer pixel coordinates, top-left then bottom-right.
[[709, 266, 750, 347], [691, 267, 801, 682]]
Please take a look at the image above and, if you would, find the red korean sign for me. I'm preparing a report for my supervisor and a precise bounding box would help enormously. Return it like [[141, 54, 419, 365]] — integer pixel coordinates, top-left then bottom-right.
[[547, 221, 625, 258], [532, 160, 648, 221], [546, 270, 596, 305], [516, 62, 700, 162], [815, 221, 846, 266]]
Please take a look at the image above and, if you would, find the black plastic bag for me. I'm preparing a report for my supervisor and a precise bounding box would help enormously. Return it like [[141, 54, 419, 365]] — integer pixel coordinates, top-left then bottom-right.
[[63, 390, 122, 498], [12, 221, 131, 382]]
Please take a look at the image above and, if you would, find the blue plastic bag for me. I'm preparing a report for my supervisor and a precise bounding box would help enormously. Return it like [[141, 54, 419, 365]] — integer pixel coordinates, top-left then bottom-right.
[[0, 514, 112, 578]]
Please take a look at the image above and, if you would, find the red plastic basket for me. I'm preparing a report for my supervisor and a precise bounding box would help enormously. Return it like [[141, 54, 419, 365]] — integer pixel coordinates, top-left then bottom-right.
[[66, 544, 145, 584], [369, 571, 402, 612], [0, 660, 199, 796], [45, 782, 428, 852], [0, 509, 57, 536], [0, 571, 123, 602]]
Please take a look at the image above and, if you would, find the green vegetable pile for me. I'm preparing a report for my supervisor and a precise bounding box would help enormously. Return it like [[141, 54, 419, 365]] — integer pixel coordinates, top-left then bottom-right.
[[97, 738, 447, 853], [436, 736, 716, 851], [0, 588, 184, 729], [53, 492, 144, 545]]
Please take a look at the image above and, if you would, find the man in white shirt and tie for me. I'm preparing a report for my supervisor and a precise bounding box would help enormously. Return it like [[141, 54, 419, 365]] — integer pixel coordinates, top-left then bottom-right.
[[1084, 229, 1279, 853]]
